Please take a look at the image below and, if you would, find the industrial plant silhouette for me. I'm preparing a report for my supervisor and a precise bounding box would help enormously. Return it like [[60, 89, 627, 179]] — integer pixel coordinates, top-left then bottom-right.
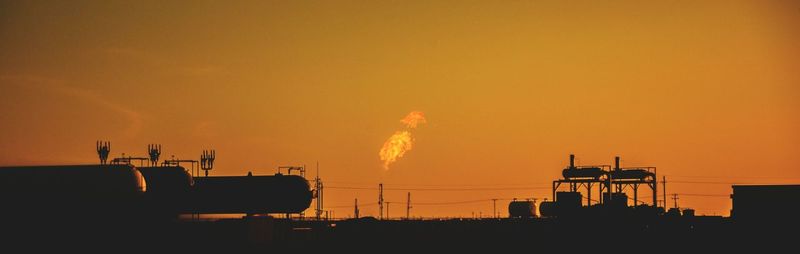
[[0, 142, 797, 252]]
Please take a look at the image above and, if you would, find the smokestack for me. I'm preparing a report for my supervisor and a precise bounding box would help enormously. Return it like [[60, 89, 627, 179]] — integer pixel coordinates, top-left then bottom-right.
[[615, 156, 620, 171], [569, 154, 575, 168]]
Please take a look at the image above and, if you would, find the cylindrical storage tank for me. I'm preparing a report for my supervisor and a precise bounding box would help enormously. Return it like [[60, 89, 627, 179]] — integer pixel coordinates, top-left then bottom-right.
[[187, 173, 312, 214], [137, 166, 192, 194], [610, 169, 653, 180], [562, 167, 605, 179], [137, 166, 193, 219], [0, 164, 146, 217], [508, 200, 536, 218], [539, 201, 556, 217]]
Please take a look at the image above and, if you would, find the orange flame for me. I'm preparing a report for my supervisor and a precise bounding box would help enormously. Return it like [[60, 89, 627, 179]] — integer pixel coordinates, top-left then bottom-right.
[[380, 111, 427, 170], [379, 131, 413, 170], [401, 111, 426, 129]]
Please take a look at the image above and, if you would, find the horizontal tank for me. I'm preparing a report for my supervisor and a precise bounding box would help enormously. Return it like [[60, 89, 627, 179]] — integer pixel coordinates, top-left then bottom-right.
[[562, 167, 605, 179], [137, 166, 193, 219], [508, 200, 536, 218], [187, 173, 312, 214], [609, 169, 653, 180], [562, 154, 605, 179], [0, 164, 146, 216], [137, 166, 192, 194], [539, 201, 556, 217]]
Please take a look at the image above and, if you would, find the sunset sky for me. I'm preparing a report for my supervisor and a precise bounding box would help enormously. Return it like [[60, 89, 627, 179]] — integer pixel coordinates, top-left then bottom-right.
[[1, 0, 798, 217]]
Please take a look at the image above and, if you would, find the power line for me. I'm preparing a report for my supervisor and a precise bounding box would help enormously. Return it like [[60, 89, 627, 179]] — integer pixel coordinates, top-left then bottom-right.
[[669, 180, 754, 185], [325, 181, 551, 187], [675, 193, 730, 198], [666, 175, 800, 180], [327, 186, 550, 191], [327, 202, 379, 209]]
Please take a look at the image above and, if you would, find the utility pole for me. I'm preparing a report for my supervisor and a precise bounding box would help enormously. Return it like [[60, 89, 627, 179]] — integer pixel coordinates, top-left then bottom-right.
[[314, 166, 323, 220], [406, 192, 411, 220], [672, 194, 679, 209], [662, 176, 667, 208], [378, 183, 384, 220], [354, 198, 359, 219], [491, 199, 498, 218]]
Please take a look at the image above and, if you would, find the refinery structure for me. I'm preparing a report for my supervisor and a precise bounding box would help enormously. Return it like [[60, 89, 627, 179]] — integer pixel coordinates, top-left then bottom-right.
[[0, 141, 797, 251]]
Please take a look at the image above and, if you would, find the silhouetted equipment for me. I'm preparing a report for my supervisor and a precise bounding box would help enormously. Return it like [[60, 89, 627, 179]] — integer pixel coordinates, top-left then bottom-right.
[[508, 199, 536, 218], [200, 149, 215, 177], [96, 140, 111, 164], [555, 191, 583, 215], [188, 173, 313, 214], [491, 198, 498, 218], [553, 154, 611, 207], [278, 166, 305, 178], [0, 164, 145, 216], [111, 154, 149, 166], [671, 194, 680, 209], [550, 154, 661, 217], [378, 183, 384, 220], [163, 157, 200, 177], [406, 192, 412, 219], [148, 144, 161, 166], [608, 156, 657, 207], [731, 185, 800, 225], [539, 201, 556, 217], [314, 171, 324, 220], [354, 198, 360, 219], [603, 192, 629, 208], [137, 165, 193, 218], [682, 208, 695, 217]]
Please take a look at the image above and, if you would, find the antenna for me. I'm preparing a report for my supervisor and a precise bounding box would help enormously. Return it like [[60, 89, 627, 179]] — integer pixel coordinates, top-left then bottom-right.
[[147, 144, 161, 166], [200, 149, 215, 177], [96, 141, 111, 165]]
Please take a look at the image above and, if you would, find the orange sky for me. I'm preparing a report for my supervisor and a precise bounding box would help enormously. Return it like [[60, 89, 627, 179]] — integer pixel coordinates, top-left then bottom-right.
[[1, 0, 798, 217]]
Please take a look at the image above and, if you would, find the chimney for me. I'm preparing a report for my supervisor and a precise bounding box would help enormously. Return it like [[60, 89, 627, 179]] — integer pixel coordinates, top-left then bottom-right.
[[569, 154, 575, 168], [615, 156, 621, 171]]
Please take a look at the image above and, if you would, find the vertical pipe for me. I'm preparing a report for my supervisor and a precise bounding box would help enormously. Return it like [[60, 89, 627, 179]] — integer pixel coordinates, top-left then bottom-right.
[[570, 154, 575, 168], [615, 156, 620, 171]]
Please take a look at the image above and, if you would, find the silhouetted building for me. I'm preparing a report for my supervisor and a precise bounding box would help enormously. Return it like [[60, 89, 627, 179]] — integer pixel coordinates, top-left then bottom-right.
[[731, 185, 800, 225]]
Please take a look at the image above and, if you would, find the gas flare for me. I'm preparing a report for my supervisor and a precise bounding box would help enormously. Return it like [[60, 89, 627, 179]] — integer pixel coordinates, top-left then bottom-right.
[[379, 111, 426, 170], [401, 111, 426, 129], [379, 131, 413, 170]]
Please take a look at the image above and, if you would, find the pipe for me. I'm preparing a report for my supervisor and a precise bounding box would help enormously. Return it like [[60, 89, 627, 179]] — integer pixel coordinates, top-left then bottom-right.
[[569, 154, 575, 168], [615, 156, 620, 171]]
